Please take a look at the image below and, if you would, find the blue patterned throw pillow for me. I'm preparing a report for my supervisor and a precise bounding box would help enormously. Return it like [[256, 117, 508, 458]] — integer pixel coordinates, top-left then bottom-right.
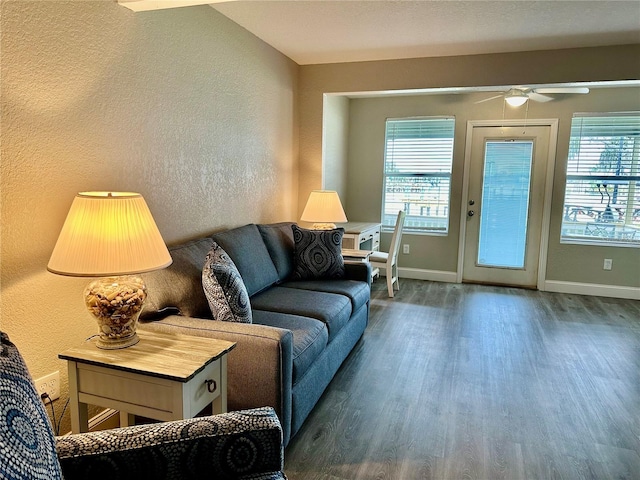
[[292, 224, 345, 280], [0, 332, 63, 480], [202, 242, 252, 323]]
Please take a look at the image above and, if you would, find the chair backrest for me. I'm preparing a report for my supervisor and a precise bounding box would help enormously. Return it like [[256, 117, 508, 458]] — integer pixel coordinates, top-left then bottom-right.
[[388, 210, 406, 264], [0, 332, 63, 479]]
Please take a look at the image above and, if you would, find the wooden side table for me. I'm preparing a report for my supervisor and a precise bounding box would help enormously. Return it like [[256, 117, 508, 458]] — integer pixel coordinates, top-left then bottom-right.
[[59, 330, 236, 433]]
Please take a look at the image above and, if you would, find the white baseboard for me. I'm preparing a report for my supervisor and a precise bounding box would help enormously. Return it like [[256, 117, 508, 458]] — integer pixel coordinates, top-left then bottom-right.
[[88, 408, 120, 431], [379, 269, 639, 300], [542, 280, 640, 300], [391, 267, 458, 283], [63, 408, 120, 436]]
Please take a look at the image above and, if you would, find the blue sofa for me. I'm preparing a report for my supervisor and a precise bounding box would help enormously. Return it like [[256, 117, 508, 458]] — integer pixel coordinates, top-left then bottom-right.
[[139, 222, 370, 445]]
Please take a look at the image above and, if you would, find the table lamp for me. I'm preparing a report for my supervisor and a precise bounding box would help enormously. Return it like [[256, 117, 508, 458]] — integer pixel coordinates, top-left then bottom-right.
[[48, 192, 172, 349], [300, 190, 348, 230]]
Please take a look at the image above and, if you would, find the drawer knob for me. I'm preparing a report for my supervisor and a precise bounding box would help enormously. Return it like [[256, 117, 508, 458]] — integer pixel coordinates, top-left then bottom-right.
[[205, 379, 217, 393]]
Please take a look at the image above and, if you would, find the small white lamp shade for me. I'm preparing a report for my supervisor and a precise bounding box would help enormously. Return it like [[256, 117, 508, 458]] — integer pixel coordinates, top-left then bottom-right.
[[300, 190, 347, 229], [505, 91, 528, 107], [48, 192, 172, 276], [48, 192, 172, 350]]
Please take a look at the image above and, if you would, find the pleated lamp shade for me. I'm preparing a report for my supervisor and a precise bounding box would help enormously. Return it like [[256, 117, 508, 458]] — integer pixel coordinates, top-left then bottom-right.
[[300, 190, 348, 224], [48, 192, 172, 277]]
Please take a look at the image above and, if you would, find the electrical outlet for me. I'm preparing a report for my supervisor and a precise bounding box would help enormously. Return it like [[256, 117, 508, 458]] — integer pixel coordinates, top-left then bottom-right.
[[35, 371, 60, 403], [603, 258, 613, 270], [403, 244, 410, 254]]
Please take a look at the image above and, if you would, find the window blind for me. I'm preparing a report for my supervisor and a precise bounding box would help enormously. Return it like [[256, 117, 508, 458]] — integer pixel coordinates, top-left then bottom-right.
[[383, 117, 455, 233], [561, 112, 640, 246]]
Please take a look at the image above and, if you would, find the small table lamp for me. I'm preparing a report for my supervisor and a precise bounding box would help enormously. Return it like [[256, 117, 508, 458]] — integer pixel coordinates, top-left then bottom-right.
[[48, 192, 172, 349], [300, 190, 348, 230]]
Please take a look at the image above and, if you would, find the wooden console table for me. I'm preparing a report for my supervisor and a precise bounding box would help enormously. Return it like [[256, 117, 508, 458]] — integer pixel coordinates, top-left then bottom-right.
[[339, 222, 381, 252], [339, 222, 381, 278]]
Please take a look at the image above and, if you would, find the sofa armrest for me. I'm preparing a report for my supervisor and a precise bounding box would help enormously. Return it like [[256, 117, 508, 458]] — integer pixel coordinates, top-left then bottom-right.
[[344, 261, 372, 286], [57, 407, 285, 480], [139, 316, 293, 444]]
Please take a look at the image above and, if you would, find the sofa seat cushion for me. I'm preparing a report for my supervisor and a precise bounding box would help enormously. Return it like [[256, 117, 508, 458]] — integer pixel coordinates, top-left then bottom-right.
[[252, 311, 328, 384], [282, 280, 370, 314], [251, 287, 352, 342], [211, 224, 279, 297]]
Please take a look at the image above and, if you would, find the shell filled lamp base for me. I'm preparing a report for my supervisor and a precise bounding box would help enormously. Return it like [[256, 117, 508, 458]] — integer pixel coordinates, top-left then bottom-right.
[[84, 275, 147, 350], [310, 223, 337, 230]]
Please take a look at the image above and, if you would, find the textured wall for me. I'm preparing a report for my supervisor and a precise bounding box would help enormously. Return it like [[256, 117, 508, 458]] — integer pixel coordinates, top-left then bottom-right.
[[1, 0, 298, 432]]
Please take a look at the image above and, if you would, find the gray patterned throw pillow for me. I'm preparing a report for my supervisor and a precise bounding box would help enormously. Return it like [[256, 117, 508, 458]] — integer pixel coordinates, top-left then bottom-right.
[[202, 242, 252, 323], [292, 224, 345, 280]]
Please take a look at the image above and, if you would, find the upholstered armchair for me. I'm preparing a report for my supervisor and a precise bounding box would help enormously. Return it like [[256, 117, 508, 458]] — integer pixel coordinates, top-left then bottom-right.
[[0, 331, 286, 480]]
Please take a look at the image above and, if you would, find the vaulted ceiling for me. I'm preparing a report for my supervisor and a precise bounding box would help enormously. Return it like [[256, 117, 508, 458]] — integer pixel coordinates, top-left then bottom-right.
[[210, 0, 640, 65], [119, 1, 640, 65]]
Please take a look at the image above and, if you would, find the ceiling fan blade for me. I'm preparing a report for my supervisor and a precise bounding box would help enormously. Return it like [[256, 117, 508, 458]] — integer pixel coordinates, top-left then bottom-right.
[[474, 94, 504, 104], [534, 87, 590, 94], [528, 92, 554, 103]]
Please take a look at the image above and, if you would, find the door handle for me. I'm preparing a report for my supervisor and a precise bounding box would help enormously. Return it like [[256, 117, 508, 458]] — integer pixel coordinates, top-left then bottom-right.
[[468, 210, 475, 217]]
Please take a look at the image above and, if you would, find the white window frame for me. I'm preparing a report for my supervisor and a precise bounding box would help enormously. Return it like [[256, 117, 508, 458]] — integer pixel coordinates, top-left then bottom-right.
[[560, 112, 640, 247], [382, 116, 455, 234]]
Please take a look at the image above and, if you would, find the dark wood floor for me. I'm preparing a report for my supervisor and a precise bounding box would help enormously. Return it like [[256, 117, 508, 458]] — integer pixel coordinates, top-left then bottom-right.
[[284, 279, 640, 480]]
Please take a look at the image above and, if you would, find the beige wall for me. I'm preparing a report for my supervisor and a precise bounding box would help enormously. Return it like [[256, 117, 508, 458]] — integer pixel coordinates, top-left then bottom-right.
[[299, 45, 640, 210], [1, 1, 298, 431], [299, 45, 640, 288], [345, 87, 640, 287], [322, 94, 349, 196]]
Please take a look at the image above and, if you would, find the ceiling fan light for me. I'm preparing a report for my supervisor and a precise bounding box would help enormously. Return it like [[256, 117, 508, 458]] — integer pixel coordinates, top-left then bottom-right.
[[505, 94, 528, 107]]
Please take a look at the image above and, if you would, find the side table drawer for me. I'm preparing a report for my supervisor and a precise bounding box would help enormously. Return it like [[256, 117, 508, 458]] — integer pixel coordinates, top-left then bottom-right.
[[76, 359, 222, 420], [185, 359, 222, 417]]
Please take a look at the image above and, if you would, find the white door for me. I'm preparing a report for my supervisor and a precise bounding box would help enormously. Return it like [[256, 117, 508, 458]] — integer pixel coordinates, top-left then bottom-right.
[[462, 124, 553, 288]]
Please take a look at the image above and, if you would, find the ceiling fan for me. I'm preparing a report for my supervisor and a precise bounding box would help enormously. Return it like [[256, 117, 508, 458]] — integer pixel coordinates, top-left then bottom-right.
[[476, 87, 590, 106]]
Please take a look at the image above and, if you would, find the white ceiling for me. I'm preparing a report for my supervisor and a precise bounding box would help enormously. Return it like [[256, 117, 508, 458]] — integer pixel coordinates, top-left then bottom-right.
[[210, 0, 640, 65]]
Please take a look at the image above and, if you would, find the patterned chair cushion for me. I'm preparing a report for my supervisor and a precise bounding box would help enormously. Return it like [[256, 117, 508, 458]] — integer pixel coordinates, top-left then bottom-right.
[[202, 242, 252, 323], [291, 225, 345, 280], [0, 332, 63, 480], [57, 407, 285, 480]]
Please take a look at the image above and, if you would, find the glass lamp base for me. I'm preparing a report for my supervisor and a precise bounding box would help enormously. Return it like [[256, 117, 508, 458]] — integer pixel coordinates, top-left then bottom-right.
[[96, 332, 140, 350], [310, 223, 337, 230], [84, 275, 147, 350]]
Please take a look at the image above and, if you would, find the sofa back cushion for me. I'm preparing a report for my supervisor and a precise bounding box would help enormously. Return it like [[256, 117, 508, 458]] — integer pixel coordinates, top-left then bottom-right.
[[142, 237, 214, 320], [257, 222, 295, 282], [212, 224, 279, 297]]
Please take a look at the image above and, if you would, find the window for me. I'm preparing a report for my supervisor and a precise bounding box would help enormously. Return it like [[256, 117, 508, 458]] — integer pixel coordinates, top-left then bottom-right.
[[382, 117, 455, 233], [561, 112, 640, 246]]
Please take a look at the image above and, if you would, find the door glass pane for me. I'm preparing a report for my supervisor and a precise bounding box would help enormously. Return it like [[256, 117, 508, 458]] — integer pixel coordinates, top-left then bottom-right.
[[477, 141, 534, 268]]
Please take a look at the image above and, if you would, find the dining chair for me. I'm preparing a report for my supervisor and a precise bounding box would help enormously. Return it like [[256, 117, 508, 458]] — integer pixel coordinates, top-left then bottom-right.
[[369, 210, 406, 297]]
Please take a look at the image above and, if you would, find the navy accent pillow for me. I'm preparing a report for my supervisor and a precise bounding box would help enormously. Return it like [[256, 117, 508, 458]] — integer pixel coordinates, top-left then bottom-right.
[[0, 332, 63, 479], [291, 225, 345, 280], [202, 243, 252, 323]]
